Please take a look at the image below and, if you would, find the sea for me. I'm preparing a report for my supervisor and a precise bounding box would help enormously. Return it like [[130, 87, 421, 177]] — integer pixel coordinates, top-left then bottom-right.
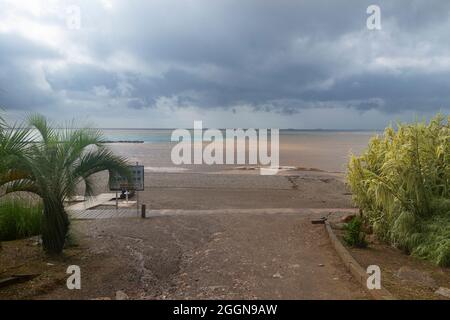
[[101, 129, 379, 173]]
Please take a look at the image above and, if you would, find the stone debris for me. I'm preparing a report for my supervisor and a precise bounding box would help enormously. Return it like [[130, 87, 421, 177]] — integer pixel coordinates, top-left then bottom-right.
[[115, 290, 129, 300], [272, 272, 282, 279], [435, 287, 450, 299]]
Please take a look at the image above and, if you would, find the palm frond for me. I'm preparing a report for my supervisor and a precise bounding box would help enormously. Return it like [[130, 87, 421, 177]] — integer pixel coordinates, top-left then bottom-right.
[[27, 113, 55, 145]]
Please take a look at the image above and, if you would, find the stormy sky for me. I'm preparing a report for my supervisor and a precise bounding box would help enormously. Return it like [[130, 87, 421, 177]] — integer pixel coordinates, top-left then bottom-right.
[[0, 0, 449, 129]]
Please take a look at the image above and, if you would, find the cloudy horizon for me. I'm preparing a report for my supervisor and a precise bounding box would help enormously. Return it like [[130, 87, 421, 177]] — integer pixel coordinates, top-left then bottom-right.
[[1, 0, 449, 129]]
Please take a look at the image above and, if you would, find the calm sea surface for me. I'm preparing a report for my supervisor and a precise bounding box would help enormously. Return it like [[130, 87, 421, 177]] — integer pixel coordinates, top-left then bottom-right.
[[102, 129, 379, 173]]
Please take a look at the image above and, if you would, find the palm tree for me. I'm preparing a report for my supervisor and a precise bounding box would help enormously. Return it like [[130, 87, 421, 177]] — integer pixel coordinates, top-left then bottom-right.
[[2, 114, 130, 254], [0, 115, 33, 195]]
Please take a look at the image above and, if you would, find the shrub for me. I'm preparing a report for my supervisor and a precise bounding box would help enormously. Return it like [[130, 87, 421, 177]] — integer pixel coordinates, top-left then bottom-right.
[[0, 198, 42, 241], [347, 114, 450, 266], [343, 216, 368, 248]]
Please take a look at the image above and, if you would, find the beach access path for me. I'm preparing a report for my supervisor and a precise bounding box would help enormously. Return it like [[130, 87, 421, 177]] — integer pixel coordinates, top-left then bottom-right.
[[38, 208, 369, 299], [32, 170, 370, 299]]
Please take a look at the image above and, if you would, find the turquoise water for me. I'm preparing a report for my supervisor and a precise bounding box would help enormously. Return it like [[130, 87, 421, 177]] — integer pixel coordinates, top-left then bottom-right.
[[101, 129, 378, 143]]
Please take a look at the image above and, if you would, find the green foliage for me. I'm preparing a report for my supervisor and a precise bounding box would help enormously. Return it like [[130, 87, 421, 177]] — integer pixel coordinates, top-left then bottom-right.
[[343, 216, 368, 248], [0, 198, 42, 241], [1, 113, 130, 254], [347, 114, 450, 266]]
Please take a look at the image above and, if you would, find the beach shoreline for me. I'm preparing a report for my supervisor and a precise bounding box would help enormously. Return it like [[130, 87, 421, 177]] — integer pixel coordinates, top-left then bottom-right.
[[88, 168, 353, 210]]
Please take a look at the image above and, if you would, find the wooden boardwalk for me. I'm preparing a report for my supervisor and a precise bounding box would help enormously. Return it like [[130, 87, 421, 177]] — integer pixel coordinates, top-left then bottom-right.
[[66, 193, 116, 211], [67, 193, 140, 219], [69, 209, 139, 219], [69, 207, 358, 220]]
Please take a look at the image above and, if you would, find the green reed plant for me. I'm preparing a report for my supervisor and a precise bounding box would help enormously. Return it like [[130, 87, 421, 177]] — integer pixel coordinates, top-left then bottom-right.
[[0, 198, 42, 241], [347, 114, 450, 266]]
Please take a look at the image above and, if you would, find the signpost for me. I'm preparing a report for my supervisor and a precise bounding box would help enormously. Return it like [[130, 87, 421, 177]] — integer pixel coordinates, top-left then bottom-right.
[[109, 163, 145, 214]]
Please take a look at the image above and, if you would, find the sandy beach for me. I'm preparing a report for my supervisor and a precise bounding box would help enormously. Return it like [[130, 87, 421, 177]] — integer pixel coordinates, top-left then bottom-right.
[[88, 131, 374, 209], [90, 169, 352, 210]]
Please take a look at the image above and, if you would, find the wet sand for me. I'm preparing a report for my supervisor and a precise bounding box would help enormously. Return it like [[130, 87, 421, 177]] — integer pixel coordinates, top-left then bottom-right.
[[91, 169, 354, 210], [140, 172, 352, 209]]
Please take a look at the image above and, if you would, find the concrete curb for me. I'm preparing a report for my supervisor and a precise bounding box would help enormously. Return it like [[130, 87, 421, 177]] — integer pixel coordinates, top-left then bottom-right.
[[324, 221, 396, 300]]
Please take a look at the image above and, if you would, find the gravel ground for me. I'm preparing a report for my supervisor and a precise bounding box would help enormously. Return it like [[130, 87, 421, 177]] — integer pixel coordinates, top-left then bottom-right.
[[32, 211, 369, 300], [1, 171, 369, 300]]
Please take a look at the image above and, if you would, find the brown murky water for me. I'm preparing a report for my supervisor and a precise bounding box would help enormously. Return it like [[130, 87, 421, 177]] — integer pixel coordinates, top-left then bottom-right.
[[105, 130, 377, 173]]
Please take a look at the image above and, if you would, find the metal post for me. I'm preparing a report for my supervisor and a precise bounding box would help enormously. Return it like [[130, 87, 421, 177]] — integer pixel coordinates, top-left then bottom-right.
[[136, 190, 139, 216], [135, 161, 139, 216], [115, 192, 118, 210], [141, 204, 146, 218]]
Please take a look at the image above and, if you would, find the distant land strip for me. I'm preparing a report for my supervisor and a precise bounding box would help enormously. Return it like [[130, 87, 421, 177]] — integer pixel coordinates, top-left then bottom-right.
[[102, 140, 144, 144]]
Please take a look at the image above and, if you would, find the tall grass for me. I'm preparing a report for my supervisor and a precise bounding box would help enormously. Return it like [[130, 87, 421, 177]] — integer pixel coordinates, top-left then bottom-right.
[[347, 114, 450, 266], [0, 198, 42, 241]]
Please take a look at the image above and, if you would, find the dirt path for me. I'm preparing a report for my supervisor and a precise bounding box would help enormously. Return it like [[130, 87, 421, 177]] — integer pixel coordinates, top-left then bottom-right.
[[31, 209, 369, 300], [2, 171, 369, 299]]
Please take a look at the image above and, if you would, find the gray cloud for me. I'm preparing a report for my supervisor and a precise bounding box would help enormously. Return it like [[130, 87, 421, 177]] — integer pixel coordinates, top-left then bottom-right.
[[0, 33, 61, 110], [0, 0, 449, 127]]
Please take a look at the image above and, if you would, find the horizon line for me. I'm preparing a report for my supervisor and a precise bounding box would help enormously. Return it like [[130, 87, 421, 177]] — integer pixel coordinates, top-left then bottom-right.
[[93, 127, 382, 131]]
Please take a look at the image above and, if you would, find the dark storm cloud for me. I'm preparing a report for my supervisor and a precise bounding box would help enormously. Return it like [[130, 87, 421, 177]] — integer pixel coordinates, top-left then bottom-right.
[[1, 0, 450, 117], [46, 64, 118, 92], [0, 33, 61, 110], [300, 71, 450, 112]]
